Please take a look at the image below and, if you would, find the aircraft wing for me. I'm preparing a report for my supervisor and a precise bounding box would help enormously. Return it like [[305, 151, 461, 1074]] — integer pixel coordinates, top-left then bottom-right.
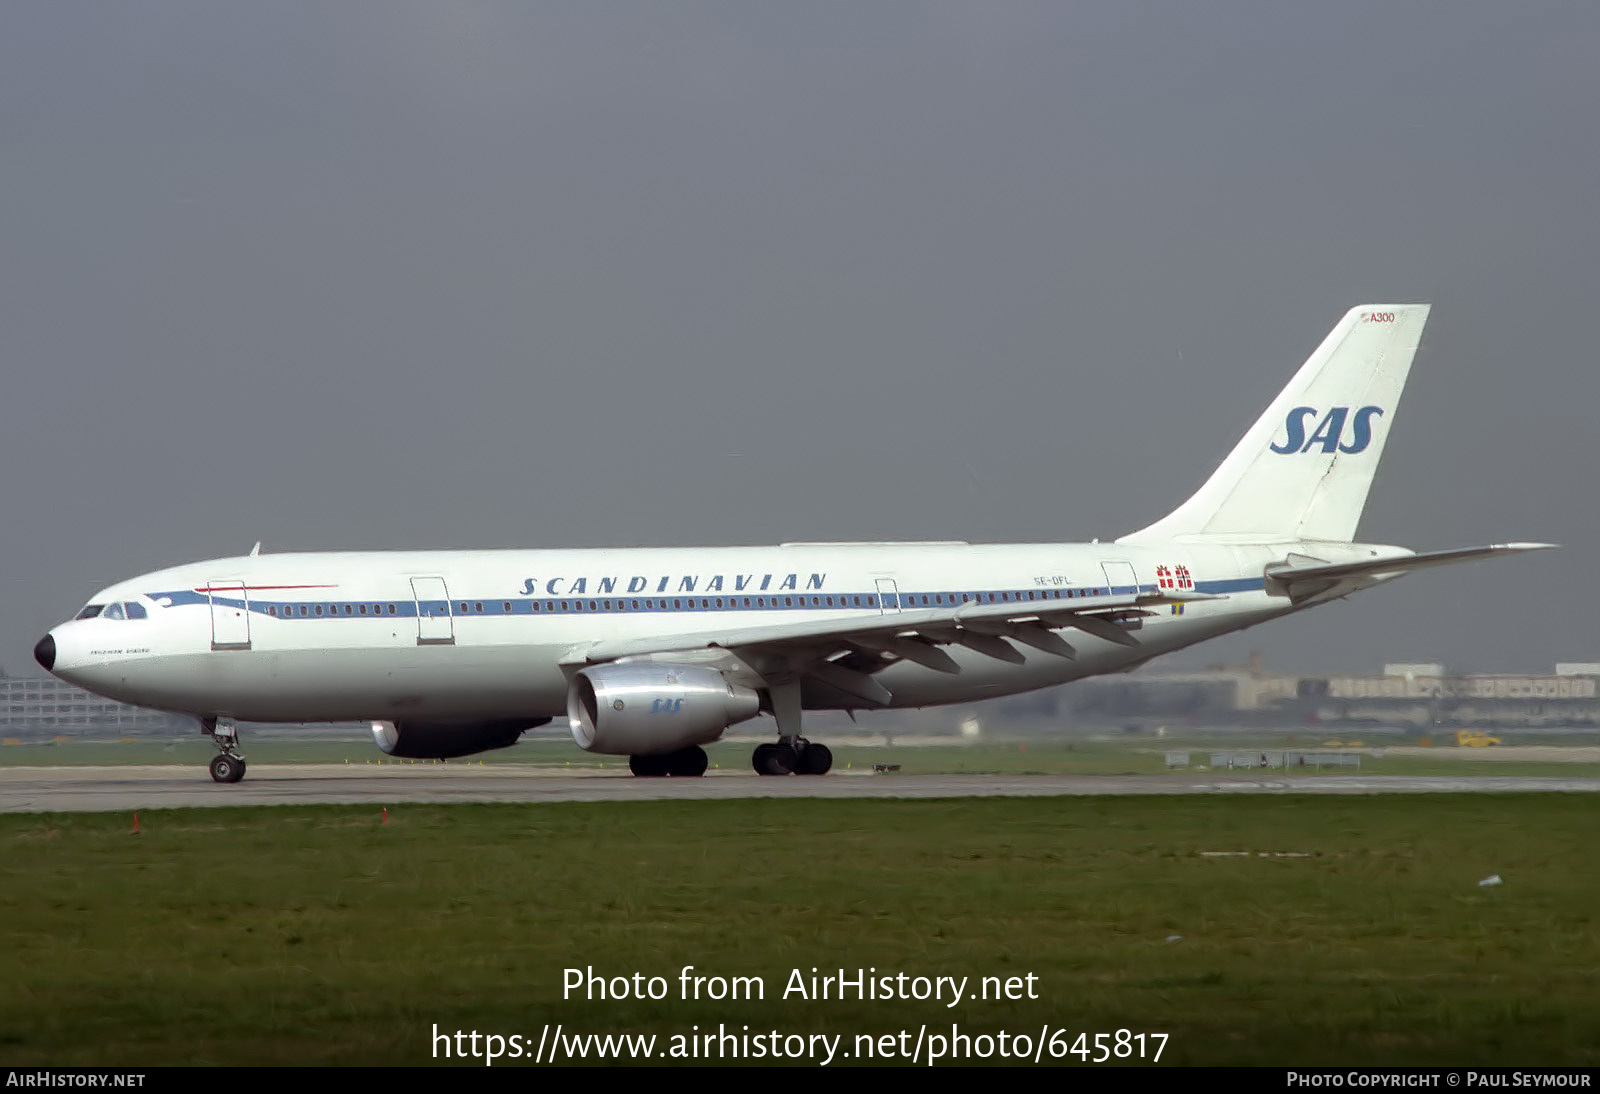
[[1265, 542, 1557, 601], [572, 586, 1225, 703]]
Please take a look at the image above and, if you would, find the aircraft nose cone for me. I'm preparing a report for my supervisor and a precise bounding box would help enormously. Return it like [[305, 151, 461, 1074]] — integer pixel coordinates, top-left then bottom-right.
[[34, 634, 56, 672]]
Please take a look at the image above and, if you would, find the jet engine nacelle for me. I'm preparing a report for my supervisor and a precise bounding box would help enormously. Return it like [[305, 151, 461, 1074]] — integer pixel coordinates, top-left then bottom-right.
[[568, 663, 760, 755], [371, 718, 549, 759]]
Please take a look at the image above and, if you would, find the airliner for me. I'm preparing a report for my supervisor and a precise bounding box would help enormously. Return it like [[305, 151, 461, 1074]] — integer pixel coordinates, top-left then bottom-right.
[[34, 304, 1553, 782]]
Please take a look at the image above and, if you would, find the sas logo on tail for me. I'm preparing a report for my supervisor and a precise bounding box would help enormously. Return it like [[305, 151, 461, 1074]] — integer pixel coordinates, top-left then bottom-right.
[[1270, 406, 1383, 455]]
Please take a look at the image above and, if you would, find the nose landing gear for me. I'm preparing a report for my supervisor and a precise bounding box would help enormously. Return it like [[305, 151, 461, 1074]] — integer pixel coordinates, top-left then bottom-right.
[[208, 753, 246, 783], [202, 716, 247, 783]]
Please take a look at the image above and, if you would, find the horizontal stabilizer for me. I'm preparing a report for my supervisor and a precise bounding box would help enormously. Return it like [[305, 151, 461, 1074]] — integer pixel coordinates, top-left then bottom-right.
[[1265, 542, 1557, 601]]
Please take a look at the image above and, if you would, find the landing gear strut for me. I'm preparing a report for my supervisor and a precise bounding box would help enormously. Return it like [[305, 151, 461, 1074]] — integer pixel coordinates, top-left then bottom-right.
[[202, 716, 247, 784], [628, 745, 709, 777], [752, 681, 833, 775]]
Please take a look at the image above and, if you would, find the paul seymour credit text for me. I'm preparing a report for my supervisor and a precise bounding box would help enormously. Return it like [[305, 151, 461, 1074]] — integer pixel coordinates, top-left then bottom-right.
[[562, 966, 1041, 1006]]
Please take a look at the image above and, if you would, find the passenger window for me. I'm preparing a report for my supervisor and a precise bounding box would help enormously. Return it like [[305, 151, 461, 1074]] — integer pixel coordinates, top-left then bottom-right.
[[314, 605, 324, 616], [359, 605, 367, 615], [387, 604, 396, 614], [269, 606, 279, 617], [503, 601, 511, 612], [475, 602, 483, 613]]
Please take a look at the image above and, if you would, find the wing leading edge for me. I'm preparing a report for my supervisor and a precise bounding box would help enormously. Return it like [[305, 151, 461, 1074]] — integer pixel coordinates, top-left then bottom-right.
[[569, 585, 1224, 705]]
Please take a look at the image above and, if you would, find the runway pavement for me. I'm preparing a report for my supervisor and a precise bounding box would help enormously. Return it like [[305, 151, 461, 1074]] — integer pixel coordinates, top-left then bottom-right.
[[3, 764, 1599, 812]]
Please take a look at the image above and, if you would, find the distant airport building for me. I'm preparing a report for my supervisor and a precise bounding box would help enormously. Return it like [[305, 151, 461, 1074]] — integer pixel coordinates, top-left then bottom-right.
[[0, 672, 189, 737], [1055, 657, 1600, 730]]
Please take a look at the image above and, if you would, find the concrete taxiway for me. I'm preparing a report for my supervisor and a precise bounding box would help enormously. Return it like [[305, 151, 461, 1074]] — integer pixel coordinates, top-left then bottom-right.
[[3, 764, 1599, 813]]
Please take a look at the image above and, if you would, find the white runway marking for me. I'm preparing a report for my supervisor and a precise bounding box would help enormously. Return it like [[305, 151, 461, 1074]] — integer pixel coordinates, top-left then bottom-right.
[[2, 765, 1598, 813]]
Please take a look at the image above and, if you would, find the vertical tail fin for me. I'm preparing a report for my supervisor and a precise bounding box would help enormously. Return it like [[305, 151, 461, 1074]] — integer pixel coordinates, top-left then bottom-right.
[[1118, 304, 1430, 545]]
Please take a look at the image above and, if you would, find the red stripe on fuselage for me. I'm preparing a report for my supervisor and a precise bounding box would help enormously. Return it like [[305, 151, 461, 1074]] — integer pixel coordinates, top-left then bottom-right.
[[192, 584, 338, 593]]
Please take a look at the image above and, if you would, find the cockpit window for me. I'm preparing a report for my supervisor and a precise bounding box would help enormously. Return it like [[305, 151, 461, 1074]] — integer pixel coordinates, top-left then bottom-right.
[[76, 604, 105, 620], [102, 603, 126, 620], [124, 602, 148, 620]]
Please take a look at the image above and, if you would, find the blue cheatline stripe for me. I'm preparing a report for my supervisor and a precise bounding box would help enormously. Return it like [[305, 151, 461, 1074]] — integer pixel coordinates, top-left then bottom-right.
[[1196, 577, 1266, 594], [149, 577, 1269, 622]]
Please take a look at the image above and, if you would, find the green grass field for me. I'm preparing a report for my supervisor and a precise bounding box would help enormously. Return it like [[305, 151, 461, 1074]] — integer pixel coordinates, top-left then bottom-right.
[[3, 795, 1598, 1066]]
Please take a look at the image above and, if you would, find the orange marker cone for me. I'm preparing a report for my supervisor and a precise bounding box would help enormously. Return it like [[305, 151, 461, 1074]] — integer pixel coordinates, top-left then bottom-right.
[[382, 807, 388, 826], [132, 812, 139, 833]]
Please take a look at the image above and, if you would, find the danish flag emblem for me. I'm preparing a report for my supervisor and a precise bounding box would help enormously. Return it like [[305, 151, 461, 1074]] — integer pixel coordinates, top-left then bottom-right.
[[1156, 564, 1194, 591]]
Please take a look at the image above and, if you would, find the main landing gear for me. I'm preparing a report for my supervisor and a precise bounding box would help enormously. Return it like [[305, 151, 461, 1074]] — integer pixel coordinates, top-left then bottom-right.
[[751, 679, 833, 776], [628, 745, 709, 777], [202, 716, 247, 784], [752, 739, 832, 776]]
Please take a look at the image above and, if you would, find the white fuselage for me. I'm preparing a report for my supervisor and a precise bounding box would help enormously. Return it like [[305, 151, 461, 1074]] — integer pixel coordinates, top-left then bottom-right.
[[43, 539, 1382, 728]]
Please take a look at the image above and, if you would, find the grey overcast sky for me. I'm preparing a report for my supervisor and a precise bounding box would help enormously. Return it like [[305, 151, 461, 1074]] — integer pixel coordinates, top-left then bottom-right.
[[2, 2, 1595, 679]]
